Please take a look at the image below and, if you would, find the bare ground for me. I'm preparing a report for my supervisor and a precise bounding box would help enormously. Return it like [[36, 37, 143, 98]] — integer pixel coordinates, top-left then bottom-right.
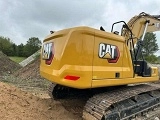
[[1, 54, 160, 120], [0, 51, 21, 76], [0, 81, 85, 120]]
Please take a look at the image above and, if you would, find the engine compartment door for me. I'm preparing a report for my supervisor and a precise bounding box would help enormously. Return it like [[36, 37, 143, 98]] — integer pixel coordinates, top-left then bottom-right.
[[92, 31, 124, 80]]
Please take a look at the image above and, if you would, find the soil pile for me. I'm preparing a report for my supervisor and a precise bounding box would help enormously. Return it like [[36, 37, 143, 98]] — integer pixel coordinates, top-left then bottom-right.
[[11, 57, 49, 92], [0, 82, 81, 120], [13, 58, 42, 80], [0, 51, 21, 76]]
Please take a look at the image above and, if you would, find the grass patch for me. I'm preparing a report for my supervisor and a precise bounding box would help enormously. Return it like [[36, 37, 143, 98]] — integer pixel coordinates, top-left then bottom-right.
[[9, 56, 26, 63]]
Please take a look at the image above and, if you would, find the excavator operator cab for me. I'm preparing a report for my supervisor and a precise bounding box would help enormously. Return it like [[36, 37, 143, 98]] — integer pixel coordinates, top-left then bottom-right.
[[111, 20, 152, 77], [133, 39, 152, 77]]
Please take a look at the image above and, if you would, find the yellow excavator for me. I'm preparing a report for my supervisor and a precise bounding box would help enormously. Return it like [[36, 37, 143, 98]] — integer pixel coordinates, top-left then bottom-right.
[[40, 12, 160, 119]]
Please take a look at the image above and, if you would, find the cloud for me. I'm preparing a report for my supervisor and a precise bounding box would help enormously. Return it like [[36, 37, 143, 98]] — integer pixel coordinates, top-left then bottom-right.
[[0, 0, 108, 44]]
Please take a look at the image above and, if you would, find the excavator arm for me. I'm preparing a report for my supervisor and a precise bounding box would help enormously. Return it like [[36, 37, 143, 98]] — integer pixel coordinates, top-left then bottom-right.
[[123, 12, 160, 44]]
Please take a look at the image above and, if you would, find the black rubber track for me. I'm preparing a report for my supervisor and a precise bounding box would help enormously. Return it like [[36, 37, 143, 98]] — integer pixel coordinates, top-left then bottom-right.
[[83, 84, 160, 120]]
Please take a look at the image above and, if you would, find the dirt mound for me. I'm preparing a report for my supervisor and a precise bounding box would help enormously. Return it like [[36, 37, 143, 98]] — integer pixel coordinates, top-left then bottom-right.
[[0, 82, 81, 120], [10, 57, 50, 92], [0, 51, 21, 76], [13, 57, 41, 80]]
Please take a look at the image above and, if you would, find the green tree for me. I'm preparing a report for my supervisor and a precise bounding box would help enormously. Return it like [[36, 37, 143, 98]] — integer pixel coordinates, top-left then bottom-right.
[[17, 43, 25, 57], [142, 32, 159, 62], [143, 32, 159, 56], [145, 54, 158, 63], [24, 37, 41, 57], [12, 43, 17, 56], [0, 36, 16, 56]]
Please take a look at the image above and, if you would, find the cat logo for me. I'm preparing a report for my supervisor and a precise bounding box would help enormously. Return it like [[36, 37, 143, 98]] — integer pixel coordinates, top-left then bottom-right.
[[99, 43, 120, 63], [42, 43, 53, 60]]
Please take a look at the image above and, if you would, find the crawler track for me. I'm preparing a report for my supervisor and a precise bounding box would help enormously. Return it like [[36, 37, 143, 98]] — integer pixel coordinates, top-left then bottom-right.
[[83, 84, 160, 120], [48, 83, 92, 99], [48, 83, 160, 120]]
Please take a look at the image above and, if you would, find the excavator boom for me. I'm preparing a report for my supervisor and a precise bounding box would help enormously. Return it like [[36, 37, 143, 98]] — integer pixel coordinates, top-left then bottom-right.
[[123, 12, 160, 44]]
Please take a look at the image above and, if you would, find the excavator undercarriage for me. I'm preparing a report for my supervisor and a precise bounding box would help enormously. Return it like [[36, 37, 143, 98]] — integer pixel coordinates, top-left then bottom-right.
[[83, 84, 160, 120], [49, 83, 160, 120]]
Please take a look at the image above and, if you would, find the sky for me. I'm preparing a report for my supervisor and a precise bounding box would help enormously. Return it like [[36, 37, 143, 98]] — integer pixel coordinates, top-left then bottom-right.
[[1, 0, 160, 55]]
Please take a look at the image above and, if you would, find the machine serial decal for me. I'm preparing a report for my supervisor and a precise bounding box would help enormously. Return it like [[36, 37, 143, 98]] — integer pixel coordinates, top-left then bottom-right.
[[99, 43, 120, 63]]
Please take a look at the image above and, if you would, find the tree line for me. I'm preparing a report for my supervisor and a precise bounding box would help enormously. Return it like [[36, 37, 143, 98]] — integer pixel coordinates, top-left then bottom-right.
[[0, 36, 41, 57]]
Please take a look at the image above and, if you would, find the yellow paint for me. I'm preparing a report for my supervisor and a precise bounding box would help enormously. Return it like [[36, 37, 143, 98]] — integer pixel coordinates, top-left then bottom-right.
[[92, 76, 159, 88], [40, 26, 159, 89]]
